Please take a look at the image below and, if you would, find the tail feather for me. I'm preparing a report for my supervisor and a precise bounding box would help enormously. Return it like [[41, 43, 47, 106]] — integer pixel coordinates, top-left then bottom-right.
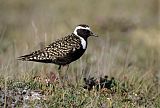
[[17, 50, 54, 63], [17, 50, 42, 61], [17, 53, 36, 61]]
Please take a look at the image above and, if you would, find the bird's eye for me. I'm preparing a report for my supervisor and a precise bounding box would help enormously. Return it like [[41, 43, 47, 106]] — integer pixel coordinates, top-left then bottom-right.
[[85, 30, 90, 34], [77, 29, 91, 37]]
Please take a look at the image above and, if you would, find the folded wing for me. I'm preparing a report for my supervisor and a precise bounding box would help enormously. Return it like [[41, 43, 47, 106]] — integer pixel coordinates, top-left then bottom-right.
[[18, 35, 81, 65]]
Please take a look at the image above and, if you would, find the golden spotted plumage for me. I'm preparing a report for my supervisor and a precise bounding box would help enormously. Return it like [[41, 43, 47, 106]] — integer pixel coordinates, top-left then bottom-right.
[[18, 24, 97, 69], [18, 33, 83, 65]]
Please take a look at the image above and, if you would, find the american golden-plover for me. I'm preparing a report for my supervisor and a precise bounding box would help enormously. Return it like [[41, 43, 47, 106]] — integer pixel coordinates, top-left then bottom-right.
[[18, 24, 98, 69]]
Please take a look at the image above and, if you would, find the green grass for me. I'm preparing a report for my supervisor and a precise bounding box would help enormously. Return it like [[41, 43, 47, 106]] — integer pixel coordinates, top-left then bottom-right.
[[0, 72, 159, 107]]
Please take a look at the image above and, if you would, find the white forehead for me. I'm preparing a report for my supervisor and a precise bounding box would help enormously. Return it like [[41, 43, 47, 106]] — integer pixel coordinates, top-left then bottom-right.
[[74, 26, 90, 36], [74, 26, 90, 31], [77, 25, 90, 30]]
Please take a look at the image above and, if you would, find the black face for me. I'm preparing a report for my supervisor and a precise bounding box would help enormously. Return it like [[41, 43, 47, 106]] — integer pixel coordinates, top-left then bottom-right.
[[77, 29, 92, 39]]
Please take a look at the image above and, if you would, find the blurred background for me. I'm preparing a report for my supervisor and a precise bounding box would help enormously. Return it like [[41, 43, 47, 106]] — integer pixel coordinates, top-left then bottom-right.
[[0, 0, 159, 82], [0, 1, 160, 107]]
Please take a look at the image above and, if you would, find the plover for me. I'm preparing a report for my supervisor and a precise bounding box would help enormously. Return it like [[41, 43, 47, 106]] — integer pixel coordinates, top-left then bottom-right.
[[18, 24, 98, 70]]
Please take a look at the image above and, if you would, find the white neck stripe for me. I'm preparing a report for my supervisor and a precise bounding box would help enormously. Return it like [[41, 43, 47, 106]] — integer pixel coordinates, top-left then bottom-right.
[[78, 36, 87, 49], [73, 26, 89, 49]]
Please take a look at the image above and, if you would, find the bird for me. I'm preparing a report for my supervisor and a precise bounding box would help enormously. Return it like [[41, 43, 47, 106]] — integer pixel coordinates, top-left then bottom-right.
[[18, 24, 98, 70]]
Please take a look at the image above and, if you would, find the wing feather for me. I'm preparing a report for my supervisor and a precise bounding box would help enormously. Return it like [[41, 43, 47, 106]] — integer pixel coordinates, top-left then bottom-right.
[[18, 34, 81, 64]]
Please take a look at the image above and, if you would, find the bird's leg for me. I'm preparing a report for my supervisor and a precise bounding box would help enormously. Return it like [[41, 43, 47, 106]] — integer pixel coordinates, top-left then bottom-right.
[[64, 64, 69, 81], [58, 65, 61, 70], [57, 65, 69, 87], [60, 64, 69, 87], [57, 65, 64, 87]]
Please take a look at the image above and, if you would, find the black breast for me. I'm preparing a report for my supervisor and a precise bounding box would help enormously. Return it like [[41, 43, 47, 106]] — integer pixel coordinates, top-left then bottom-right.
[[54, 46, 86, 65], [70, 47, 86, 62]]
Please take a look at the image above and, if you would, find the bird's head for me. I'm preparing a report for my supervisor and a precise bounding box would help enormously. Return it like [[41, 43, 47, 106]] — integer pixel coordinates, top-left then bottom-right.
[[73, 24, 98, 39]]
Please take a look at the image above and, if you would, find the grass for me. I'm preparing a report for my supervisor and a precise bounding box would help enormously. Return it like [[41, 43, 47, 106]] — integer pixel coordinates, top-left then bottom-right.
[[0, 0, 160, 107]]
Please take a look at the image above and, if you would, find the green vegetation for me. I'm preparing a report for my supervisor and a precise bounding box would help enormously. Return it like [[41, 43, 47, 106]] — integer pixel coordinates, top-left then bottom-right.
[[0, 0, 159, 107]]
